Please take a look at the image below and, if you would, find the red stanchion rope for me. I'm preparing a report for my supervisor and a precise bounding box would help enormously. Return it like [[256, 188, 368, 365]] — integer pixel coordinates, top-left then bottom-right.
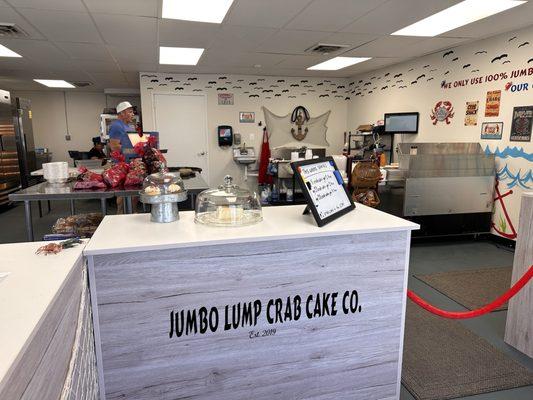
[[407, 265, 533, 319]]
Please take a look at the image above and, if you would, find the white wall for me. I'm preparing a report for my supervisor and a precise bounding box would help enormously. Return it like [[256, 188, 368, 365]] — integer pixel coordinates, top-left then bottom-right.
[[12, 91, 141, 164], [348, 25, 533, 239], [140, 73, 350, 188]]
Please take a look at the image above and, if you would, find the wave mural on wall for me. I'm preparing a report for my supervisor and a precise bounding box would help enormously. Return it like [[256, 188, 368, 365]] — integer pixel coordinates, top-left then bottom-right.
[[485, 145, 532, 238], [496, 165, 533, 189], [485, 145, 533, 162]]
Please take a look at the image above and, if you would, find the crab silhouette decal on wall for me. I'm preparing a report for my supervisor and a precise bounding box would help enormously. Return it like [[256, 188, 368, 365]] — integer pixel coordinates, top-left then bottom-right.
[[430, 101, 455, 125]]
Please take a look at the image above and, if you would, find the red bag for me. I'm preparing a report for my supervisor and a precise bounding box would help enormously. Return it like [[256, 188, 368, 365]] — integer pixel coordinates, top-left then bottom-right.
[[74, 180, 106, 190], [77, 166, 104, 182], [103, 165, 127, 188]]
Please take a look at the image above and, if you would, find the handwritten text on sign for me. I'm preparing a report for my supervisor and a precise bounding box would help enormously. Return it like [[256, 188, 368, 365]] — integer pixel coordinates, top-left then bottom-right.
[[169, 290, 362, 338], [298, 161, 351, 220]]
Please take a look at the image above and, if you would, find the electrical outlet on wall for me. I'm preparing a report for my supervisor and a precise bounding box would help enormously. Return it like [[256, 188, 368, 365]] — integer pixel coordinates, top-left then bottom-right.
[[65, 133, 71, 141], [249, 133, 255, 142]]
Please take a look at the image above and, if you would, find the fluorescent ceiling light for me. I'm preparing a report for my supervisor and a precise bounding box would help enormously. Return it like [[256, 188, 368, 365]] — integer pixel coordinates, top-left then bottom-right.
[[0, 44, 22, 58], [392, 0, 527, 37], [162, 0, 234, 23], [307, 57, 371, 71], [159, 47, 204, 65], [34, 79, 75, 88]]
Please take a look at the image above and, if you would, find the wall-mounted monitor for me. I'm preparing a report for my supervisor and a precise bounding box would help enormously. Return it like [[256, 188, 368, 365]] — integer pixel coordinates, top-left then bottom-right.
[[384, 112, 419, 134]]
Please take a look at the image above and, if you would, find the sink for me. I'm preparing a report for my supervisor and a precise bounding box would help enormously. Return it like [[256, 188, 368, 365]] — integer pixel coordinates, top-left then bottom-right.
[[233, 147, 257, 165]]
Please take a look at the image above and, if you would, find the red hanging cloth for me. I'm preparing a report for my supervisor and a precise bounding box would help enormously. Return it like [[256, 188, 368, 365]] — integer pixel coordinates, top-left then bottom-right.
[[258, 127, 273, 185]]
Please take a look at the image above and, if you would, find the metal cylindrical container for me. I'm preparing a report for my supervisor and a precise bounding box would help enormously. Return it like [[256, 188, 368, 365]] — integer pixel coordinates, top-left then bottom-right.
[[151, 202, 179, 223]]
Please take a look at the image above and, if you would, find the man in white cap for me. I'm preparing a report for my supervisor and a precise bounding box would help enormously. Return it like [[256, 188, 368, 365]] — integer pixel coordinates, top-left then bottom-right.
[[109, 101, 135, 160], [109, 101, 137, 213]]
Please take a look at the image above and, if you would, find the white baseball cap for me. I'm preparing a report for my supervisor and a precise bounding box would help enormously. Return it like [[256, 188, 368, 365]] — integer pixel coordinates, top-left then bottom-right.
[[116, 101, 133, 113]]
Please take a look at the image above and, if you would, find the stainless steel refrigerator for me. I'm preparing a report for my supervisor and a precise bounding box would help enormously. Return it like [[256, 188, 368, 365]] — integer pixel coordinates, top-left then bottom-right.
[[0, 89, 37, 205]]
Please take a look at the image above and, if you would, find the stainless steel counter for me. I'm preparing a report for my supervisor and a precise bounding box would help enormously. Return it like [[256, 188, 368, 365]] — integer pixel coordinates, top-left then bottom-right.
[[8, 174, 209, 241]]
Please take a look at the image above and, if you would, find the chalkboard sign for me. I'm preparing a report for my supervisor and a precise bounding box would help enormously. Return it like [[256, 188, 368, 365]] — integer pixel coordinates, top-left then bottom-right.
[[291, 157, 355, 227]]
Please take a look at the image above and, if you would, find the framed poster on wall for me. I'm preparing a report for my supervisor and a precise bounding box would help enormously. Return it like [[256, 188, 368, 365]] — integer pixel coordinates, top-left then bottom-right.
[[239, 112, 255, 123], [480, 122, 503, 140], [465, 101, 479, 126], [485, 90, 501, 117], [218, 93, 234, 105], [510, 106, 533, 142]]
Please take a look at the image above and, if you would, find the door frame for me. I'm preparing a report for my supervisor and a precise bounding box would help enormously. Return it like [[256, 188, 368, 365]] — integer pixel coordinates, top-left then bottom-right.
[[151, 92, 210, 184]]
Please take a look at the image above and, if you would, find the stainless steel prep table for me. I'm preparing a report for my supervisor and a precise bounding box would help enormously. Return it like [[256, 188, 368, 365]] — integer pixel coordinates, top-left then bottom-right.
[[9, 182, 115, 241]]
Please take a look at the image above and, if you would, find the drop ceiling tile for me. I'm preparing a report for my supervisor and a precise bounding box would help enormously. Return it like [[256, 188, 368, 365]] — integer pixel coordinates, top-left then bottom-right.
[[109, 44, 157, 64], [87, 71, 128, 87], [0, 6, 45, 39], [321, 32, 378, 49], [342, 0, 462, 35], [46, 70, 95, 82], [8, 0, 85, 12], [288, 0, 387, 32], [0, 38, 70, 63], [207, 25, 277, 52], [16, 9, 101, 43], [198, 50, 288, 68], [92, 14, 157, 46], [343, 36, 425, 57], [255, 30, 331, 55], [122, 72, 140, 86], [120, 62, 158, 73], [73, 59, 120, 73], [275, 55, 331, 69], [84, 0, 158, 17], [402, 37, 468, 57], [225, 0, 313, 28], [54, 42, 113, 61], [0, 56, 32, 70], [344, 57, 409, 76], [158, 20, 221, 48], [0, 77, 45, 90]]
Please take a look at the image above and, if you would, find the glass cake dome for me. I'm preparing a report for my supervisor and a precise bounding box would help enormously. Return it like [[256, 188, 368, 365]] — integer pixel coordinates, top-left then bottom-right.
[[195, 175, 262, 227], [141, 171, 186, 197]]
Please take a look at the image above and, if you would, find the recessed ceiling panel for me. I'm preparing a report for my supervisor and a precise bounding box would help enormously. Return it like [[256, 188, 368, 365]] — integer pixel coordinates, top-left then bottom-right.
[[92, 14, 157, 47], [207, 25, 277, 52], [159, 20, 221, 48], [84, 0, 158, 17], [16, 9, 101, 43], [54, 42, 113, 61], [288, 0, 387, 32], [342, 0, 462, 35], [225, 0, 313, 28], [8, 0, 86, 12]]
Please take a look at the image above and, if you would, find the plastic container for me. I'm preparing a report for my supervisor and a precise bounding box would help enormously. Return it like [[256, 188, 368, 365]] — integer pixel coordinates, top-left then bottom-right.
[[43, 162, 68, 184]]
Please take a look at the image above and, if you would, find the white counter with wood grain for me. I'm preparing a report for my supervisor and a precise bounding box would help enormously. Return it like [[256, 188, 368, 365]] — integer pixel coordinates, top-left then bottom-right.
[[0, 241, 98, 400], [84, 204, 419, 400], [505, 192, 533, 358]]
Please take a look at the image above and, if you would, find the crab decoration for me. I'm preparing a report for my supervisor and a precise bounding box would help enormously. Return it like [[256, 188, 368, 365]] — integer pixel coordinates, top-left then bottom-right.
[[430, 101, 455, 125], [36, 238, 83, 255]]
